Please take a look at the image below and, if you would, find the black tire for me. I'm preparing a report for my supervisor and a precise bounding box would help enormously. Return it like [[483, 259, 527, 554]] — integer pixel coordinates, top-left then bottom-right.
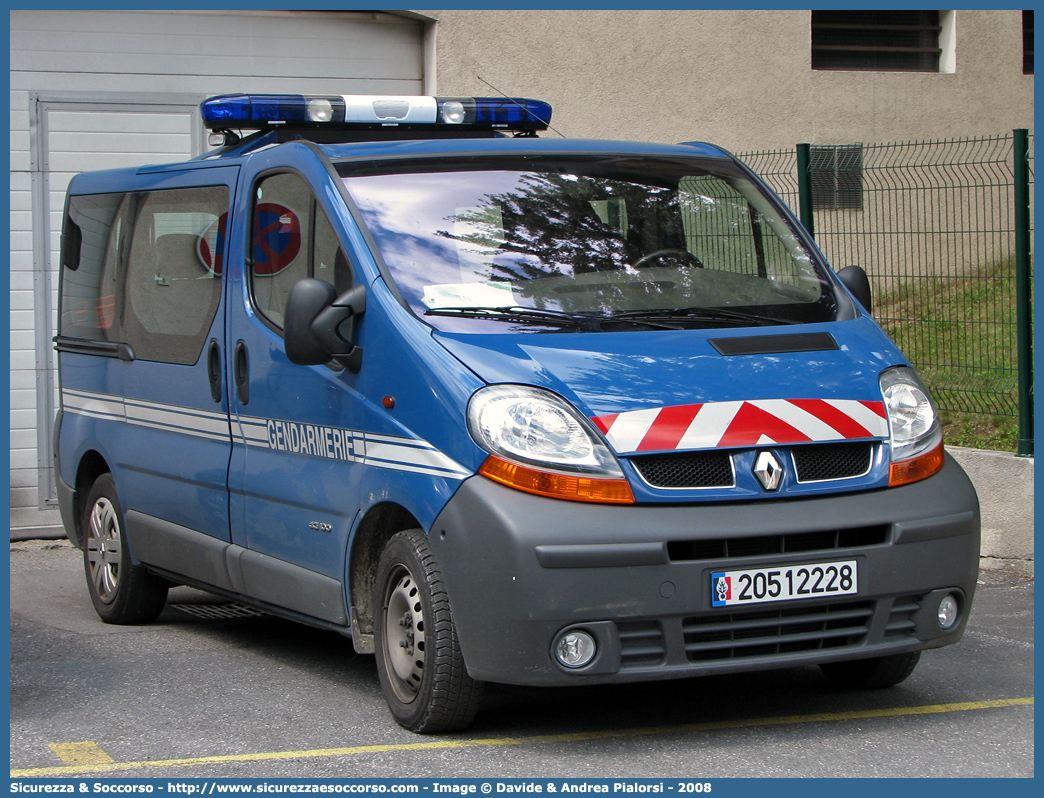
[[374, 529, 483, 733], [820, 651, 921, 689], [81, 474, 168, 624]]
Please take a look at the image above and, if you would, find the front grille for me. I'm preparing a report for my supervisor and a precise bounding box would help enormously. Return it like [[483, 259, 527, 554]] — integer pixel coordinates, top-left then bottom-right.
[[884, 595, 922, 639], [666, 525, 888, 562], [793, 442, 873, 482], [630, 442, 873, 489], [618, 620, 667, 668], [630, 450, 734, 488], [683, 599, 873, 662], [611, 595, 919, 672]]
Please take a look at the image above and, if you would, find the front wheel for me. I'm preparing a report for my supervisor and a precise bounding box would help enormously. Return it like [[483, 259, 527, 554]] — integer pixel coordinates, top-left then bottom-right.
[[81, 474, 168, 624], [819, 651, 921, 689], [374, 529, 483, 733]]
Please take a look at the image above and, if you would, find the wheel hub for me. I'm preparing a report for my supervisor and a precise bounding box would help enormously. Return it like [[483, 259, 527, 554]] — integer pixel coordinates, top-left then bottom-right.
[[86, 497, 122, 604], [383, 569, 426, 702]]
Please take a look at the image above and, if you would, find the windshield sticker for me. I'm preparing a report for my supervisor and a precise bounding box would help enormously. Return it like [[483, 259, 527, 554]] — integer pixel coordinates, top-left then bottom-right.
[[422, 281, 515, 309], [592, 398, 888, 454]]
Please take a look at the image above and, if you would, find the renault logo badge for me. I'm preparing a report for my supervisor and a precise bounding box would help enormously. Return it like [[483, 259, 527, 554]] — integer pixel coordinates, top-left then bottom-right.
[[753, 451, 784, 491]]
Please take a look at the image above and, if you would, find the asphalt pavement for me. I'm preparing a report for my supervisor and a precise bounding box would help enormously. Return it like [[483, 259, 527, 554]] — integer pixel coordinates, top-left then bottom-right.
[[8, 539, 1034, 779]]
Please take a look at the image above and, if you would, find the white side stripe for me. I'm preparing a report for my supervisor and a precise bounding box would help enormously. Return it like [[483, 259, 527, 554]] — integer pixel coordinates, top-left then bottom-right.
[[63, 389, 471, 481], [63, 389, 232, 442]]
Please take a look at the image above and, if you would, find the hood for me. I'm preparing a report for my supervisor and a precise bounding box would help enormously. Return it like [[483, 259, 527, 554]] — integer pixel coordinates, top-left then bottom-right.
[[433, 318, 905, 455]]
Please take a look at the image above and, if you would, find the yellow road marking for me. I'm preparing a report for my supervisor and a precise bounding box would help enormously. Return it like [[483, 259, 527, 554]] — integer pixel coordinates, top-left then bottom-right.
[[48, 742, 115, 766], [13, 697, 1033, 778]]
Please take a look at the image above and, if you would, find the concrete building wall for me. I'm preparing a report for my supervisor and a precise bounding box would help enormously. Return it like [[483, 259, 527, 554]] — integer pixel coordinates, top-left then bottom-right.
[[426, 9, 1033, 152]]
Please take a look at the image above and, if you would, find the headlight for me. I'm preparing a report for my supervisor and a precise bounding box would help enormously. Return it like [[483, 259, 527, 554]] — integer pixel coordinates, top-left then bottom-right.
[[880, 366, 944, 485], [467, 385, 633, 503], [468, 385, 623, 476]]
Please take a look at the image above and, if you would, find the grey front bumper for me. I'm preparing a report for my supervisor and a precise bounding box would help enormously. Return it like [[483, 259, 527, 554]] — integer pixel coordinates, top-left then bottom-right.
[[430, 453, 980, 685]]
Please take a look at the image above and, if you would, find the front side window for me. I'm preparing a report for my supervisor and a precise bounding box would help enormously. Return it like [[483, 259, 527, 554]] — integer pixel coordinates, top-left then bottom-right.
[[250, 172, 353, 330], [339, 156, 836, 334]]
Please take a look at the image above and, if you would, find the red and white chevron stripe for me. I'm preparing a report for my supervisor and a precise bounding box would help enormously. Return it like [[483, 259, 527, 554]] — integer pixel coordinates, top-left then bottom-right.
[[591, 399, 889, 454]]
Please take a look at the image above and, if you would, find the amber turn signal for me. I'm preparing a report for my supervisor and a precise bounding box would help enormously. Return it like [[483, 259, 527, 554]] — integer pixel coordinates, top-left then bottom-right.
[[478, 455, 635, 504], [889, 440, 945, 486]]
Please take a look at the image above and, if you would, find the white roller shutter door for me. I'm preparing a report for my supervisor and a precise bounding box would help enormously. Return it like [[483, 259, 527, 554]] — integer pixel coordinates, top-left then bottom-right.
[[10, 10, 427, 536]]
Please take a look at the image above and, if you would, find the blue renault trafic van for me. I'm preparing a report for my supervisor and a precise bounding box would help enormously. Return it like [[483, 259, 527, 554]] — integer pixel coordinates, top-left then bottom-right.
[[54, 94, 980, 732]]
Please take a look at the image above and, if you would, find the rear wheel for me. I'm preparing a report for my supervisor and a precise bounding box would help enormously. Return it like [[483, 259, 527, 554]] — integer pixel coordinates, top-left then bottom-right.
[[82, 474, 168, 624], [374, 529, 483, 733], [820, 651, 921, 689]]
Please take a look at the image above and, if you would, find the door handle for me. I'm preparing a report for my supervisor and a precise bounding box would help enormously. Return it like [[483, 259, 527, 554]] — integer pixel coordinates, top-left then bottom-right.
[[207, 339, 222, 403], [234, 340, 250, 406]]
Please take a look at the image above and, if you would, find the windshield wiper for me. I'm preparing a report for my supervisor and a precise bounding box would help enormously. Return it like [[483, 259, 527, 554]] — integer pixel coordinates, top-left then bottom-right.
[[425, 304, 787, 331], [424, 305, 604, 330], [605, 306, 801, 327]]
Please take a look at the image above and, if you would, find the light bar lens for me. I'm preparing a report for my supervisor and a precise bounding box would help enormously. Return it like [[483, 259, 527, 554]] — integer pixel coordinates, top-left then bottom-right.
[[201, 94, 344, 127], [307, 98, 334, 123], [438, 97, 552, 129], [201, 94, 551, 132]]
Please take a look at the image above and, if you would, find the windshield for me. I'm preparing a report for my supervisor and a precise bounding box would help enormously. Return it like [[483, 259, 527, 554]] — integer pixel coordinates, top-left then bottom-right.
[[339, 156, 837, 333]]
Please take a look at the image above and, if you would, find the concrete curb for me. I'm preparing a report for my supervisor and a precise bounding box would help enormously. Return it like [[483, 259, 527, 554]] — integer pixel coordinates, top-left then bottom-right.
[[13, 446, 1032, 578], [948, 446, 1034, 578]]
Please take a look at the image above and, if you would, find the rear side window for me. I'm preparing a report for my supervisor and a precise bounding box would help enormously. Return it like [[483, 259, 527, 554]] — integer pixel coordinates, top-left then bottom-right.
[[59, 186, 228, 365]]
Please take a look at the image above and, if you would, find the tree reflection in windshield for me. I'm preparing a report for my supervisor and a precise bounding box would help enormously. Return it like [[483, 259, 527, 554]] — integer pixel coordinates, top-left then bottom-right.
[[442, 172, 671, 277], [341, 157, 831, 332]]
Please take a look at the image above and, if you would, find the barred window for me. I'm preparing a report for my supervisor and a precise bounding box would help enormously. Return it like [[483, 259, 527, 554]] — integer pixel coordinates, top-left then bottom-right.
[[810, 145, 864, 211], [812, 10, 942, 72], [1024, 11, 1034, 75]]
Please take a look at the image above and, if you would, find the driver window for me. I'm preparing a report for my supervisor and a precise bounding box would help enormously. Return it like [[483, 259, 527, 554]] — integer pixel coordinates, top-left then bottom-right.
[[251, 173, 353, 329]]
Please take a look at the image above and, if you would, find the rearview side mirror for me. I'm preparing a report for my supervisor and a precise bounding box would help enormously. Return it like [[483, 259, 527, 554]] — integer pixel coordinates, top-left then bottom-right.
[[836, 265, 872, 315], [284, 278, 366, 372]]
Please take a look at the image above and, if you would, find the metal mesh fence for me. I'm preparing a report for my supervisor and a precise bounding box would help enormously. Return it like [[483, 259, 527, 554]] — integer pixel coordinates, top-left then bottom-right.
[[739, 134, 1033, 420], [741, 148, 801, 211]]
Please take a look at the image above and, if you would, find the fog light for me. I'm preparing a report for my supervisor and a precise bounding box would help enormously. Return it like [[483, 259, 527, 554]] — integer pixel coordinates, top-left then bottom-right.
[[937, 594, 959, 630], [554, 629, 596, 668]]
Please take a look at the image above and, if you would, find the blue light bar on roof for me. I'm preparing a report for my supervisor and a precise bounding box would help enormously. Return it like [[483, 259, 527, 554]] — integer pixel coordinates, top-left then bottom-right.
[[200, 94, 552, 132]]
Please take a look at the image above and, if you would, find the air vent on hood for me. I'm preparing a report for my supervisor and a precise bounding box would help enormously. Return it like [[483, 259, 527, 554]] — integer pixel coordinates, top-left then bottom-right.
[[709, 333, 839, 356]]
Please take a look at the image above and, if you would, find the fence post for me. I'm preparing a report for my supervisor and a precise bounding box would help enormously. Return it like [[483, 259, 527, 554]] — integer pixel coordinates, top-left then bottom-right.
[[796, 143, 815, 238], [1013, 129, 1034, 457]]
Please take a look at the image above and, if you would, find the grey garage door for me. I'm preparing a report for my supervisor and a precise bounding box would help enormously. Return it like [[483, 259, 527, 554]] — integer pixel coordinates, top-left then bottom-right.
[[10, 9, 427, 536]]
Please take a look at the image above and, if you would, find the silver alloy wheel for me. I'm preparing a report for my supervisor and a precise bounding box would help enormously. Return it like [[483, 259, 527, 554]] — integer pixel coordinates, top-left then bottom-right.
[[86, 497, 122, 604], [382, 565, 426, 704]]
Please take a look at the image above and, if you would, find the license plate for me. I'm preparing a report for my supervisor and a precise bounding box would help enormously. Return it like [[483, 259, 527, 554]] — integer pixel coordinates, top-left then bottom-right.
[[711, 560, 858, 607]]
